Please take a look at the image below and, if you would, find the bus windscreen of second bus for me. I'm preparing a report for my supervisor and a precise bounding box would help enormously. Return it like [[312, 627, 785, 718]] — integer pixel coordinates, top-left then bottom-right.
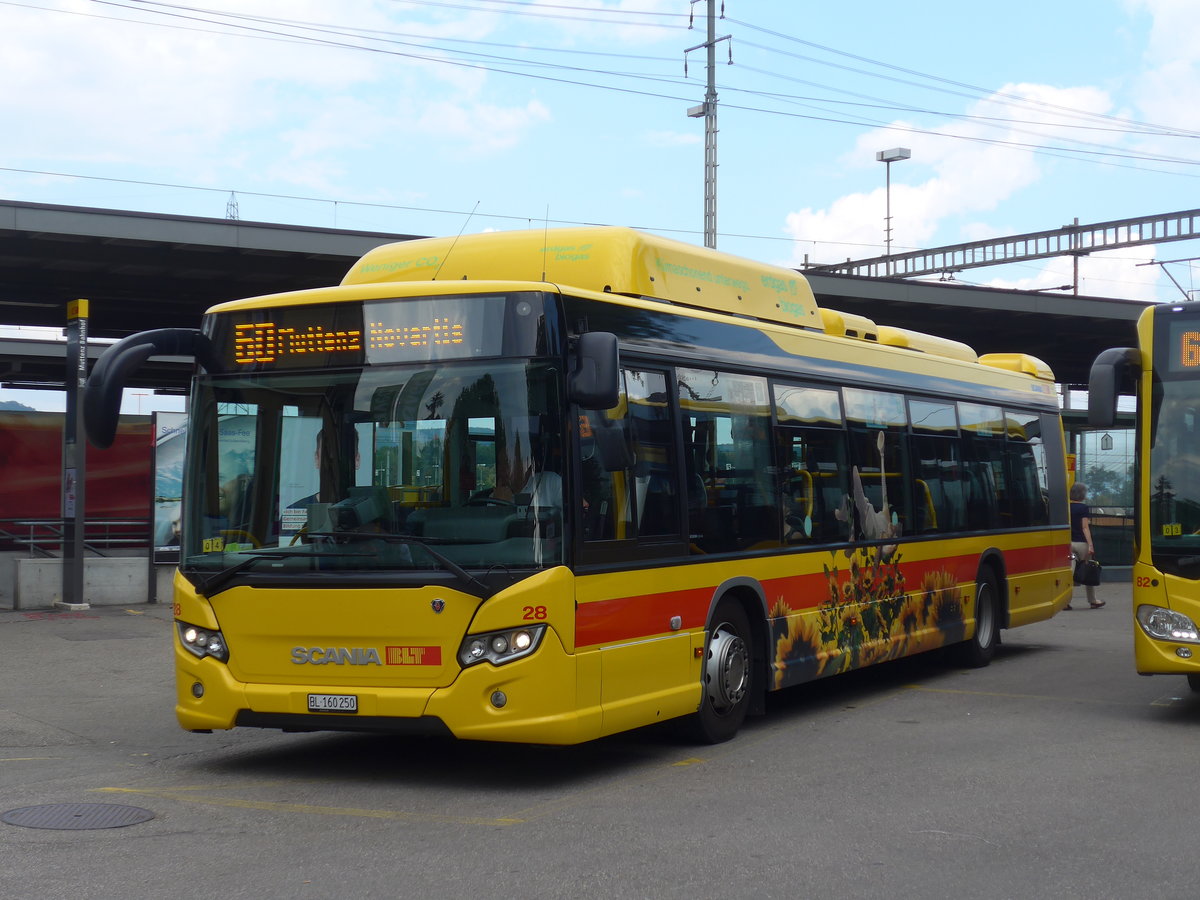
[[1150, 322, 1200, 574]]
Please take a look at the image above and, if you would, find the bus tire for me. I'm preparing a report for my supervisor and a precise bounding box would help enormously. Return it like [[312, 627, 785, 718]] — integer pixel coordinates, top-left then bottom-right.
[[950, 572, 999, 668], [1187, 674, 1200, 693], [688, 598, 752, 744]]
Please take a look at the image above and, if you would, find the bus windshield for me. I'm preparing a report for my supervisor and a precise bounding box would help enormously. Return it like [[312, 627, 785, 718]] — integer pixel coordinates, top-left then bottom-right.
[[180, 359, 566, 588], [1149, 376, 1200, 575]]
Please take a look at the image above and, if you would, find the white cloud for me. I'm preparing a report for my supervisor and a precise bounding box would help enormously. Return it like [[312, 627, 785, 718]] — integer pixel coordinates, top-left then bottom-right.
[[1127, 0, 1200, 63], [784, 191, 890, 261], [1, 1, 554, 189], [415, 99, 552, 156], [976, 251, 1163, 301], [1126, 0, 1200, 158], [784, 83, 1114, 266]]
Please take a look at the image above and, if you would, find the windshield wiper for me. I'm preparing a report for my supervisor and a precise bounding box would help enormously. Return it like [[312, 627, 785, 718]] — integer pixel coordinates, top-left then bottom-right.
[[193, 550, 371, 598], [305, 532, 492, 597]]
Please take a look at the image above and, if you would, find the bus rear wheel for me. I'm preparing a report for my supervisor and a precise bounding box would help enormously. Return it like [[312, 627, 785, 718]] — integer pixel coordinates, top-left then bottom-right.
[[688, 599, 752, 744], [950, 573, 998, 668]]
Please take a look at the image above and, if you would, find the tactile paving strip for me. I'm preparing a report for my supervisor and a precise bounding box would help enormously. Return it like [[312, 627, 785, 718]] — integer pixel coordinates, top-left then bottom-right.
[[1, 803, 155, 830]]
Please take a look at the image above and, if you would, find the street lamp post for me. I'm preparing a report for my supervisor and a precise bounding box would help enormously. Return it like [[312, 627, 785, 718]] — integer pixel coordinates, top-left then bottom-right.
[[876, 147, 911, 274]]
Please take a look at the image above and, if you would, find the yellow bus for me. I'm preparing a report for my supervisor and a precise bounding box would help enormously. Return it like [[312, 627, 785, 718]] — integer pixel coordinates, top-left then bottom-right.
[[85, 226, 1071, 743], [1090, 303, 1200, 691]]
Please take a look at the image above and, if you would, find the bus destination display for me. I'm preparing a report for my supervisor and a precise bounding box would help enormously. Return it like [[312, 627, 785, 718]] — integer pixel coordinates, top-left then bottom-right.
[[218, 296, 510, 370], [1167, 319, 1200, 374]]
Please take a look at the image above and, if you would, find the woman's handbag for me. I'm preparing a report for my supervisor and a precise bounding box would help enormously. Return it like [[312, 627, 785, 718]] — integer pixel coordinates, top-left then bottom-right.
[[1074, 558, 1102, 586]]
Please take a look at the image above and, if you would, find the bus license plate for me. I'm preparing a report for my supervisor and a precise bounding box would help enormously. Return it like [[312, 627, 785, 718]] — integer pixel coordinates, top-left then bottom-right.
[[308, 693, 357, 713]]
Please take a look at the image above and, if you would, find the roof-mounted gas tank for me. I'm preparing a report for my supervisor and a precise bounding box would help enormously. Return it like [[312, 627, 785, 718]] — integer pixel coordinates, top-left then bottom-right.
[[343, 225, 822, 331]]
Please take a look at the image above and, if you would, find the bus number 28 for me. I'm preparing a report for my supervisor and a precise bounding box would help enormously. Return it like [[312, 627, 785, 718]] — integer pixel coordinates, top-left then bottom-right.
[[523, 606, 548, 620]]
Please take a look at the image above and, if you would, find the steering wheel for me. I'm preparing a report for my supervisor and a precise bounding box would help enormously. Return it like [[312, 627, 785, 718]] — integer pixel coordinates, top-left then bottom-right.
[[219, 529, 261, 548], [468, 497, 516, 507]]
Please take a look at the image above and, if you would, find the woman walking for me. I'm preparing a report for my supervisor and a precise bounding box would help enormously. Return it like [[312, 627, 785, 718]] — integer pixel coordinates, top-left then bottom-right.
[[1068, 482, 1105, 610]]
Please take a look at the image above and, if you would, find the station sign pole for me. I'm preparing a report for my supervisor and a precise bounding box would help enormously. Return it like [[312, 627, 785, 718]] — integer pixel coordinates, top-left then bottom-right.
[[61, 298, 88, 609]]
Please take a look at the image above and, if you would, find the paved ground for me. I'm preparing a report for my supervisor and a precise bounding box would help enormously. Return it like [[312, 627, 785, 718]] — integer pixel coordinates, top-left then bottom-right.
[[1, 580, 1196, 899]]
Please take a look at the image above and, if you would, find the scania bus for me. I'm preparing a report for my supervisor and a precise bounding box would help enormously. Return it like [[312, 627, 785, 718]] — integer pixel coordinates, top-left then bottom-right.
[[1090, 302, 1200, 691], [85, 226, 1071, 743]]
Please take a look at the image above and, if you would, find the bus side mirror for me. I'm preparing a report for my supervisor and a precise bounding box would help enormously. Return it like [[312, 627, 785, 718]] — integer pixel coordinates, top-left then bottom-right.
[[84, 328, 215, 448], [1087, 347, 1139, 428], [570, 332, 619, 410]]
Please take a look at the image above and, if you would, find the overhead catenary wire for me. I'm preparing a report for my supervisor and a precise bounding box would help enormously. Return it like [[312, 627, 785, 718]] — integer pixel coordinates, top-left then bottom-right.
[[726, 16, 1200, 139], [0, 0, 1185, 192], [59, 0, 1200, 169], [5, 0, 1199, 288], [0, 163, 857, 246]]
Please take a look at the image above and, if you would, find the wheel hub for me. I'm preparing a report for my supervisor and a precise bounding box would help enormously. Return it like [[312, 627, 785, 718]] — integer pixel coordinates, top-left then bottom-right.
[[976, 583, 995, 646], [706, 623, 749, 712]]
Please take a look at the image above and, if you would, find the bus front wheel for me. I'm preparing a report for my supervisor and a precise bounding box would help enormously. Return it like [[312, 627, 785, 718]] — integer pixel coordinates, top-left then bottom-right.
[[1187, 674, 1200, 693], [688, 599, 752, 744], [950, 573, 999, 668]]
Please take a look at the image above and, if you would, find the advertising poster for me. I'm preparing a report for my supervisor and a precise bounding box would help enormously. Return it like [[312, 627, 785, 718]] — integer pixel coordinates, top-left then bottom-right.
[[151, 411, 187, 563]]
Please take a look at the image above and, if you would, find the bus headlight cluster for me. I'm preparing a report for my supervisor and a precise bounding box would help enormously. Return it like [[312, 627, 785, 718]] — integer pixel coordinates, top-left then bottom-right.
[[458, 624, 546, 667], [176, 620, 230, 662], [1136, 605, 1200, 643]]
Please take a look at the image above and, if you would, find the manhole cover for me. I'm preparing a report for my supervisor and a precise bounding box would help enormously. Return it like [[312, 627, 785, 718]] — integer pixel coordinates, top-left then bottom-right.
[[1, 803, 155, 830]]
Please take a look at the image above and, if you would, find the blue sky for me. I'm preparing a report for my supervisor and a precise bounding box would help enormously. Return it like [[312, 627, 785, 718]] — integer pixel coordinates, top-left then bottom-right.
[[3, 0, 1199, 311]]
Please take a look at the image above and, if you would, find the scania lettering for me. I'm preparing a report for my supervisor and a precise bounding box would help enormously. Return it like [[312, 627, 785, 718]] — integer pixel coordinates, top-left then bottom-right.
[[292, 647, 383, 666]]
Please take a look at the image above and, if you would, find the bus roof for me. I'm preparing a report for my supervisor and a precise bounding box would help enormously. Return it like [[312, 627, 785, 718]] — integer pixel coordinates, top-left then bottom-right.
[[249, 225, 1054, 382], [342, 226, 823, 331]]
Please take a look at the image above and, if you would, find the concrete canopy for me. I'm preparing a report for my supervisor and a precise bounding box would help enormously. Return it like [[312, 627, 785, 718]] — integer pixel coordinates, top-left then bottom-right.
[[0, 199, 1150, 390]]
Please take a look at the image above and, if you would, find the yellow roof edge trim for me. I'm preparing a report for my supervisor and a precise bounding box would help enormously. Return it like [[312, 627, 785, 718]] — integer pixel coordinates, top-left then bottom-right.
[[978, 352, 1057, 381], [342, 226, 823, 331], [876, 324, 978, 363]]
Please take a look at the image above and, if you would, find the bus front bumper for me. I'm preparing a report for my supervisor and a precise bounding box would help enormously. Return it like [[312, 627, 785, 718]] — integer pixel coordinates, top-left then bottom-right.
[[174, 629, 604, 745], [1133, 619, 1200, 676]]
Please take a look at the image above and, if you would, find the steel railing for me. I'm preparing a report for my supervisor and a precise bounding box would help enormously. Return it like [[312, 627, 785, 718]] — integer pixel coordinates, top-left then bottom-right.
[[0, 518, 152, 557]]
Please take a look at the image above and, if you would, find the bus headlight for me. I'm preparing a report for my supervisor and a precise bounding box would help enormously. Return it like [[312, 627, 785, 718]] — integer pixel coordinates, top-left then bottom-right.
[[1136, 605, 1200, 643], [458, 625, 546, 667], [177, 620, 230, 662]]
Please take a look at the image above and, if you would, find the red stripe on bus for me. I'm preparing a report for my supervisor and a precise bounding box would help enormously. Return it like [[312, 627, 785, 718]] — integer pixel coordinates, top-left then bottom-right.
[[575, 541, 1070, 648], [576, 585, 713, 648]]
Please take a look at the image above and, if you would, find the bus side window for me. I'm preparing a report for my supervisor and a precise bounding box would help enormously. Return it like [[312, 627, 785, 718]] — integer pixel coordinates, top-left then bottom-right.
[[627, 369, 679, 537], [906, 398, 960, 535], [1004, 410, 1049, 527], [581, 407, 634, 542], [773, 383, 849, 546], [909, 434, 965, 533], [777, 427, 850, 544], [958, 402, 1004, 530], [581, 367, 679, 544], [842, 387, 909, 542], [679, 369, 775, 553], [846, 426, 910, 540]]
